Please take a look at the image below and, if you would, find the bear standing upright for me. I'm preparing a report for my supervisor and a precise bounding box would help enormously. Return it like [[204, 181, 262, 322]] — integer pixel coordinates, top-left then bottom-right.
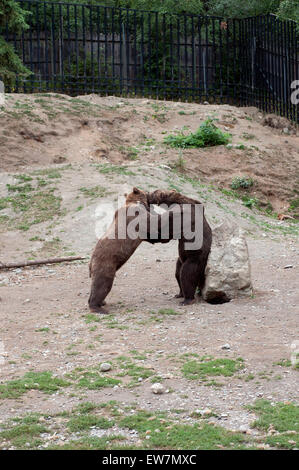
[[148, 189, 212, 305], [88, 187, 170, 313], [88, 187, 150, 313]]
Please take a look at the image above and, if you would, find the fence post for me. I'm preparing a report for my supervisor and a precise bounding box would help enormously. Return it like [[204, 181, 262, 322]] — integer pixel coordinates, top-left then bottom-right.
[[203, 47, 207, 96], [121, 22, 127, 92], [251, 35, 256, 91]]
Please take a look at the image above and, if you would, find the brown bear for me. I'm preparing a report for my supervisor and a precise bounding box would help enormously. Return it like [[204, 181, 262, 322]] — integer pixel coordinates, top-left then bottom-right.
[[148, 189, 212, 305], [88, 187, 168, 313]]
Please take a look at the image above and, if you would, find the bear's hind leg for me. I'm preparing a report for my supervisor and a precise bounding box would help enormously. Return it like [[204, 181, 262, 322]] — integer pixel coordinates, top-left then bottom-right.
[[88, 272, 115, 314], [179, 259, 199, 305], [174, 258, 183, 298]]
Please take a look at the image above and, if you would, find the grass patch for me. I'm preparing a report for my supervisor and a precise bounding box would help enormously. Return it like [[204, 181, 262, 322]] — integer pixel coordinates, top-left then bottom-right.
[[120, 410, 247, 449], [164, 119, 231, 149], [95, 164, 136, 176], [182, 356, 244, 382], [120, 410, 169, 433], [149, 422, 247, 450], [83, 313, 101, 324], [247, 400, 299, 449], [67, 367, 121, 390], [0, 173, 62, 231], [0, 371, 70, 399], [0, 418, 48, 449], [116, 356, 154, 386], [49, 435, 125, 450], [147, 308, 181, 323], [67, 414, 113, 432], [79, 186, 108, 199]]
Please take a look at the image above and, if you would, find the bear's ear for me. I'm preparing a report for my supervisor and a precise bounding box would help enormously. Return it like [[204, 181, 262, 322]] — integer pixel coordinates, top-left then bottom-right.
[[133, 187, 140, 194], [124, 193, 127, 197]]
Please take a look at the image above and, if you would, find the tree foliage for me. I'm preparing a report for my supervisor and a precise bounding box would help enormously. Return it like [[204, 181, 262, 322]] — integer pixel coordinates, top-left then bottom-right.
[[0, 0, 31, 86]]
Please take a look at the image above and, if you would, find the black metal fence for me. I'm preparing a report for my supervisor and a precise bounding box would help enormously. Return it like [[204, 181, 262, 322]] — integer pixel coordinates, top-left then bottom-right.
[[2, 1, 299, 122]]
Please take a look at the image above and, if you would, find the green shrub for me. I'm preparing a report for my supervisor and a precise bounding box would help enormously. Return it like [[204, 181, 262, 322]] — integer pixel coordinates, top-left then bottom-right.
[[231, 176, 254, 190], [164, 119, 231, 149]]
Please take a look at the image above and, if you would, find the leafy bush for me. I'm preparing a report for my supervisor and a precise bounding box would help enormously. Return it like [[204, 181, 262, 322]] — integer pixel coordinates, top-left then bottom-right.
[[164, 119, 231, 149], [231, 176, 254, 190]]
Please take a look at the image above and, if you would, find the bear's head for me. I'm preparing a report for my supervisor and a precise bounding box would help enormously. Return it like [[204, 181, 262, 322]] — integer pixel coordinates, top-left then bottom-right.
[[147, 189, 177, 205], [125, 187, 149, 207]]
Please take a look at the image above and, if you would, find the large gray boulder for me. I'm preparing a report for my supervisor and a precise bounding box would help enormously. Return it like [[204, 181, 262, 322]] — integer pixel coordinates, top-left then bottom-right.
[[202, 220, 253, 303]]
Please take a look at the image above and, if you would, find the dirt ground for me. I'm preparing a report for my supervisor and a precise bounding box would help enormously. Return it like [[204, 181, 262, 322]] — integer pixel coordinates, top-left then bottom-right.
[[0, 94, 298, 450]]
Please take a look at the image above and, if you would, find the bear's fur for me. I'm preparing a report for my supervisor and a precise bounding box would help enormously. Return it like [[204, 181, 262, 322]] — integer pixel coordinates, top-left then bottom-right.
[[148, 189, 212, 305], [88, 187, 151, 313]]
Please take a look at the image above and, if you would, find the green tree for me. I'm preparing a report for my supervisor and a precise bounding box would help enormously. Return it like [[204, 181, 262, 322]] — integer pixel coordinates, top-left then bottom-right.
[[277, 0, 299, 22], [0, 0, 31, 87]]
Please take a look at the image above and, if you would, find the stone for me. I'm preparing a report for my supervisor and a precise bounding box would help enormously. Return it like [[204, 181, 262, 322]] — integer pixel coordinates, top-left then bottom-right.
[[151, 383, 165, 395], [202, 220, 253, 303], [100, 362, 111, 372]]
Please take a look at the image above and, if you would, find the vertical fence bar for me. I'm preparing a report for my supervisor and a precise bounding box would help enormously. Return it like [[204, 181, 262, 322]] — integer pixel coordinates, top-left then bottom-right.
[[232, 18, 236, 103], [211, 18, 216, 102], [184, 13, 187, 101], [74, 4, 79, 95], [140, 12, 144, 97], [286, 21, 291, 119], [155, 11, 159, 98], [218, 19, 222, 103], [169, 16, 173, 100], [268, 14, 274, 113], [28, 2, 34, 92], [191, 16, 195, 102], [177, 16, 181, 100], [162, 13, 166, 100], [119, 8, 123, 95], [104, 7, 108, 95], [51, 2, 56, 92], [82, 5, 86, 94], [126, 9, 130, 93], [112, 7, 115, 95], [35, 1, 41, 91], [97, 6, 101, 94], [89, 5, 94, 93], [225, 18, 229, 102], [272, 16, 281, 112], [43, 1, 49, 91], [134, 9, 137, 96], [58, 2, 64, 93], [197, 16, 202, 102], [66, 4, 71, 94]]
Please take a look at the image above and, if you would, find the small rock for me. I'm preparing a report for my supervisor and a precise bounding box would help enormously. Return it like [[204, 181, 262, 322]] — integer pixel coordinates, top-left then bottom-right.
[[151, 383, 165, 395], [283, 265, 293, 269], [221, 343, 231, 350], [239, 425, 248, 433], [100, 362, 111, 372]]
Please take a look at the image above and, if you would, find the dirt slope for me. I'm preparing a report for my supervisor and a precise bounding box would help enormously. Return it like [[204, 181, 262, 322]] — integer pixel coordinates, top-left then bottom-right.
[[1, 93, 298, 215]]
